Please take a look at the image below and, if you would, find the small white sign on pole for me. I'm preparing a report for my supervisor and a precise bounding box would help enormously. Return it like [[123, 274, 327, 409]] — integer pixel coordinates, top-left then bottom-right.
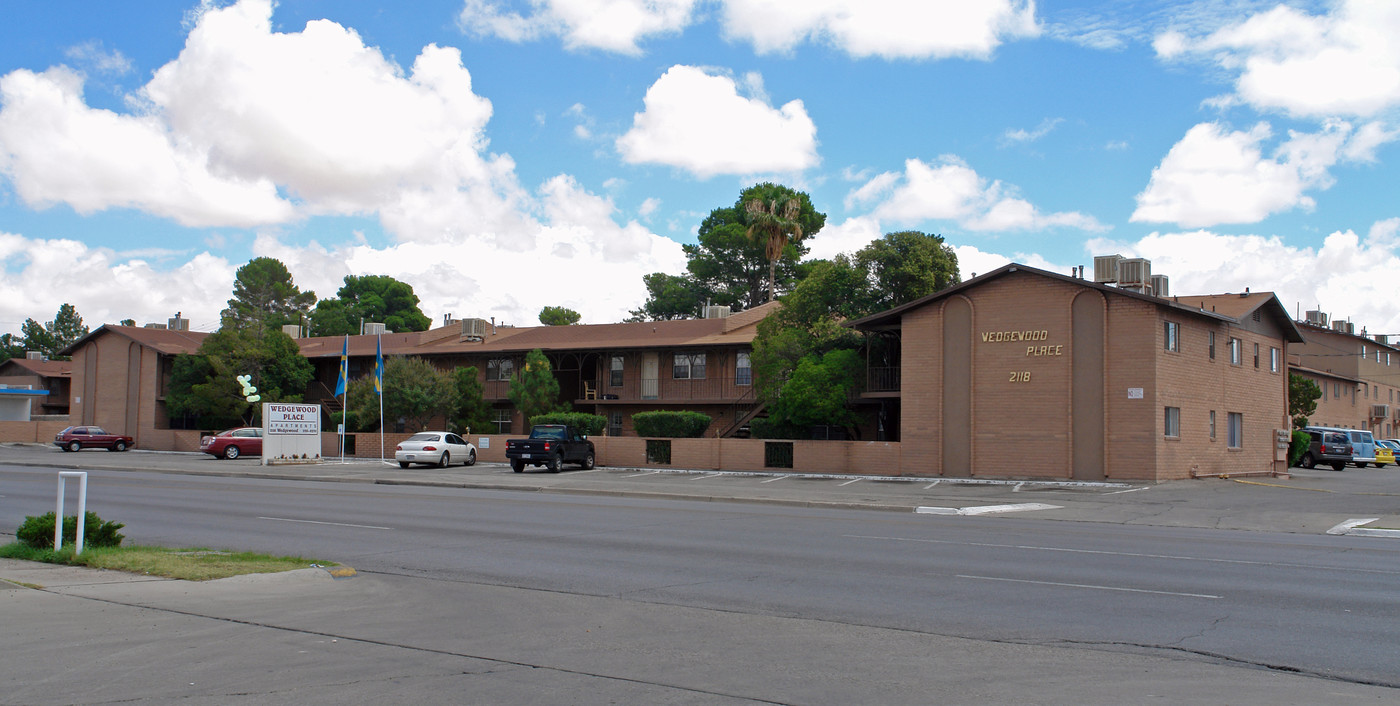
[[262, 403, 323, 465]]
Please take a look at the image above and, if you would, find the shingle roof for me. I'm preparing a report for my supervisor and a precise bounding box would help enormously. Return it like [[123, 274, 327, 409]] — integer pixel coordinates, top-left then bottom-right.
[[0, 357, 71, 377], [61, 325, 209, 356]]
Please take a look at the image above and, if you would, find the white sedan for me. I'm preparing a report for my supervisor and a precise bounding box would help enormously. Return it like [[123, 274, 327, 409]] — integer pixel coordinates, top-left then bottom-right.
[[395, 432, 477, 468]]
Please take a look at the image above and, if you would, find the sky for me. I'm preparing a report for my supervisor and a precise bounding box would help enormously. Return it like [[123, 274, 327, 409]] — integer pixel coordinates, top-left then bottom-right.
[[1, 0, 1398, 337]]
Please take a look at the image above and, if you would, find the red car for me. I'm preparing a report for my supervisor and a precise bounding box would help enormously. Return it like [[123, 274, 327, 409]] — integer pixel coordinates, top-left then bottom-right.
[[54, 426, 134, 452], [200, 427, 264, 459]]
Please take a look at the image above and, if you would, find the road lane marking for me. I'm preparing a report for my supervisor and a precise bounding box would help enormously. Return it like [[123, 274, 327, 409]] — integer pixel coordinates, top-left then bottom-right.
[[916, 503, 1060, 516], [957, 574, 1219, 599], [259, 517, 392, 530], [845, 534, 1400, 575], [1105, 486, 1148, 495], [1327, 518, 1380, 535]]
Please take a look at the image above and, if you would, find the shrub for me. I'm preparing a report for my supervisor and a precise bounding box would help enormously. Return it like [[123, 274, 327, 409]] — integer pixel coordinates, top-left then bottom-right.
[[530, 412, 606, 436], [16, 511, 124, 550], [1289, 430, 1311, 466], [632, 411, 712, 438]]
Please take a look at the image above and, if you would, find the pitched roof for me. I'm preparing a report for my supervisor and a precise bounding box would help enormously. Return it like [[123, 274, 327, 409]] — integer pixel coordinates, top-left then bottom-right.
[[0, 357, 71, 378], [846, 262, 1304, 342], [60, 324, 210, 357]]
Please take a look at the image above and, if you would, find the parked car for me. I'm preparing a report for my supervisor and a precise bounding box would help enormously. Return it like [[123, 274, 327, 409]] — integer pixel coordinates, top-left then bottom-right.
[[395, 432, 476, 468], [1346, 429, 1378, 467], [1298, 428, 1352, 471], [1375, 443, 1395, 468], [53, 426, 134, 452], [200, 427, 264, 459], [505, 424, 595, 473]]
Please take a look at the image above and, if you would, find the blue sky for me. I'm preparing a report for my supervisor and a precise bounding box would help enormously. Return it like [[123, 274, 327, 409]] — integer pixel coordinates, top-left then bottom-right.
[[1, 0, 1397, 336]]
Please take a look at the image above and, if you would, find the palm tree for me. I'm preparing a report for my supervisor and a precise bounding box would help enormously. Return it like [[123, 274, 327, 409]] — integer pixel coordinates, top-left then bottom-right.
[[745, 195, 804, 302]]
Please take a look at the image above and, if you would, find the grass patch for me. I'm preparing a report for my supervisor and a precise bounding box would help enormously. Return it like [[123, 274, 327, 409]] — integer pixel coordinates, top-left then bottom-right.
[[0, 542, 335, 581]]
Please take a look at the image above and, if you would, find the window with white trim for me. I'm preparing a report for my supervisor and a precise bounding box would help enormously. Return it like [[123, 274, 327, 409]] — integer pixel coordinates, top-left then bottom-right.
[[1270, 347, 1279, 373], [736, 352, 752, 386], [491, 408, 512, 434], [487, 358, 514, 382], [673, 352, 706, 379], [1209, 410, 1216, 440], [1229, 338, 1242, 365], [1164, 321, 1179, 352], [609, 355, 624, 387]]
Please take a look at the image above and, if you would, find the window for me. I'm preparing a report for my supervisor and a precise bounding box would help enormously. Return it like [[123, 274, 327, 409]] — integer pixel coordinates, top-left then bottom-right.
[[736, 352, 752, 386], [1253, 343, 1259, 368], [1227, 412, 1243, 448], [1334, 382, 1340, 399], [1164, 321, 1179, 352], [1229, 338, 1242, 365], [673, 352, 706, 379], [1208, 331, 1216, 359], [487, 358, 514, 382], [1164, 406, 1180, 437], [608, 412, 623, 436], [1209, 410, 1216, 440], [609, 355, 624, 387], [491, 409, 512, 435], [1270, 347, 1280, 373]]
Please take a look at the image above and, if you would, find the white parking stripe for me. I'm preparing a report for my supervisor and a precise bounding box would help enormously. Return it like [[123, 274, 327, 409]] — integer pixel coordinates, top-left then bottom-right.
[[957, 574, 1219, 599]]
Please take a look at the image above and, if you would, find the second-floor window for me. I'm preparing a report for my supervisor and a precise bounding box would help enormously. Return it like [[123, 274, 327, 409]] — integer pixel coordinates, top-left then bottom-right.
[[1164, 321, 1179, 352], [487, 358, 513, 382], [1229, 338, 1242, 365], [1208, 331, 1216, 359], [610, 355, 624, 387], [736, 352, 752, 386], [1270, 347, 1280, 373], [674, 352, 706, 379]]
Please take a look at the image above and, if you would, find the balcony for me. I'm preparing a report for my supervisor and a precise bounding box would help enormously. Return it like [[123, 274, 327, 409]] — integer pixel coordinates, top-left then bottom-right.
[[483, 376, 755, 404], [866, 366, 900, 393]]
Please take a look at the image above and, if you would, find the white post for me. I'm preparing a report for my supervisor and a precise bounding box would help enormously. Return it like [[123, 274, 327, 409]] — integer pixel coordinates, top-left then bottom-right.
[[54, 471, 88, 554]]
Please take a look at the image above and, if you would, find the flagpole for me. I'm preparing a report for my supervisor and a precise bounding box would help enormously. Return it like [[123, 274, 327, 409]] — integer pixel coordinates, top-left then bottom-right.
[[377, 333, 385, 465], [338, 334, 348, 464]]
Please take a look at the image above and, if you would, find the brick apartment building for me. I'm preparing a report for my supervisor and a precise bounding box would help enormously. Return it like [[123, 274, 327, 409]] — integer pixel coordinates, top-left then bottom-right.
[[1290, 316, 1400, 438], [0, 356, 71, 417], [847, 263, 1303, 481]]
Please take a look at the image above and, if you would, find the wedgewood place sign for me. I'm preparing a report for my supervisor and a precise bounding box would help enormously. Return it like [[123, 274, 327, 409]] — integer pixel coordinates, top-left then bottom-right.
[[264, 403, 321, 435]]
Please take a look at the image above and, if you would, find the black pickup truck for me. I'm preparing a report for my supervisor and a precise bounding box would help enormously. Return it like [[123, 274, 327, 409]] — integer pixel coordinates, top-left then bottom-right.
[[505, 424, 596, 473]]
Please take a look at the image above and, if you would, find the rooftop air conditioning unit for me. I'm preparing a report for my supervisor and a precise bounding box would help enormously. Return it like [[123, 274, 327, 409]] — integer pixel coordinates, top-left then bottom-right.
[[25, 351, 43, 360], [144, 323, 168, 329], [704, 305, 732, 319], [1376, 334, 1390, 345], [1150, 274, 1169, 298], [1093, 254, 1122, 283], [281, 324, 303, 338], [1305, 310, 1328, 327], [362, 322, 387, 336], [167, 316, 189, 331], [1346, 322, 1356, 334], [1332, 320, 1348, 332], [1372, 404, 1389, 419], [460, 318, 489, 341], [1117, 258, 1151, 287]]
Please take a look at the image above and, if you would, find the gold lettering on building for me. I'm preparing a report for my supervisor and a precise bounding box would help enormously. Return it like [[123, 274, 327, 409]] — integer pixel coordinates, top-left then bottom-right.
[[1025, 345, 1064, 357], [980, 330, 1049, 343]]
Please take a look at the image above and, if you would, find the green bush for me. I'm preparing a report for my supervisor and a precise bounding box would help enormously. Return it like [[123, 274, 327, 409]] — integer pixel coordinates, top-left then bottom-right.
[[530, 412, 606, 436], [1289, 429, 1311, 466], [16, 511, 125, 550], [632, 411, 712, 438]]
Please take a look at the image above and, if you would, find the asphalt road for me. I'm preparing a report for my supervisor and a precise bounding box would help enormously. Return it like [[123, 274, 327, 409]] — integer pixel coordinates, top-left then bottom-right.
[[3, 461, 1399, 703]]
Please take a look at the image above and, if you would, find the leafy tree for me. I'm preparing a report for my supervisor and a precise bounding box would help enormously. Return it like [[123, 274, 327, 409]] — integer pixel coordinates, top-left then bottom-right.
[[451, 366, 494, 435], [308, 274, 431, 336], [538, 306, 581, 326], [119, 318, 136, 327], [1290, 373, 1322, 428], [348, 356, 457, 433], [164, 328, 314, 427], [626, 273, 703, 322], [759, 349, 865, 438], [855, 231, 960, 311], [508, 349, 562, 422], [14, 303, 90, 360], [220, 257, 316, 336], [633, 183, 826, 318]]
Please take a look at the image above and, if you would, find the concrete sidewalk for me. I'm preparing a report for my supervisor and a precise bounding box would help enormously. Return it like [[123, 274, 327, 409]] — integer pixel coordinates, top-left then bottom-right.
[[4, 442, 1400, 536]]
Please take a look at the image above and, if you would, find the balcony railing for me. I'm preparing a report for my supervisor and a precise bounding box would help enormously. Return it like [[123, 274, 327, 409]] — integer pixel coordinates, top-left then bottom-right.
[[867, 366, 900, 392], [482, 377, 754, 402]]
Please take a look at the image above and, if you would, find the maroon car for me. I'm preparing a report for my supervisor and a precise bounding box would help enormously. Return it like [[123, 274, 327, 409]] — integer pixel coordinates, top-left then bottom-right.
[[54, 426, 134, 452], [200, 427, 263, 459]]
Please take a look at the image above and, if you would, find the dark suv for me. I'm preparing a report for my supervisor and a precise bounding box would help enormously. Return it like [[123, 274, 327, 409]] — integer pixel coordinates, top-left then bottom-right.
[[1298, 429, 1352, 471]]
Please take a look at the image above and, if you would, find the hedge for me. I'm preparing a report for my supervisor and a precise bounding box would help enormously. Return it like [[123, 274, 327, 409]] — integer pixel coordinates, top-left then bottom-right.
[[632, 411, 712, 438], [529, 412, 607, 436]]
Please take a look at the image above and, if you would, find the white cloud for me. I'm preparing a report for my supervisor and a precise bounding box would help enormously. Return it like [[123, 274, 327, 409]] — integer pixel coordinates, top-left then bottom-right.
[[459, 0, 698, 55], [846, 156, 1106, 233], [1088, 221, 1400, 334], [718, 0, 1040, 59], [1001, 117, 1063, 145], [0, 0, 696, 330], [63, 41, 133, 75], [616, 65, 819, 178], [0, 66, 294, 227], [803, 215, 882, 261], [1131, 120, 1394, 228], [1154, 0, 1400, 118]]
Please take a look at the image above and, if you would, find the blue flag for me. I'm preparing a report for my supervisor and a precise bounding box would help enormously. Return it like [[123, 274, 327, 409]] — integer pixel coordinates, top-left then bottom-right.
[[374, 335, 384, 396], [334, 335, 348, 396]]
